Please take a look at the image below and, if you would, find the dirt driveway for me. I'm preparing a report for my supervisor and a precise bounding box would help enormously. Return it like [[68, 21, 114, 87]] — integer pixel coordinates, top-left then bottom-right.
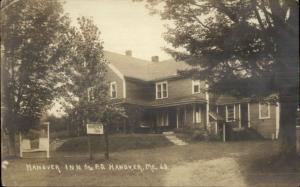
[[164, 157, 247, 187]]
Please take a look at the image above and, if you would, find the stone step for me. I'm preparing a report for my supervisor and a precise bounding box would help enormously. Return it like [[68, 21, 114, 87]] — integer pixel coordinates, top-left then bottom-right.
[[163, 131, 175, 135], [164, 134, 187, 146]]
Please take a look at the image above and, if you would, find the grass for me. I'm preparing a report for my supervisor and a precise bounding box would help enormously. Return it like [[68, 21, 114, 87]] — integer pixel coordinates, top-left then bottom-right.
[[56, 134, 173, 153], [2, 137, 300, 187]]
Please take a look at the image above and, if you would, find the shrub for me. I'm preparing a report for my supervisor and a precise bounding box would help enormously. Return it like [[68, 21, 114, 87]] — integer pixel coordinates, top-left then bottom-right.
[[174, 127, 211, 142]]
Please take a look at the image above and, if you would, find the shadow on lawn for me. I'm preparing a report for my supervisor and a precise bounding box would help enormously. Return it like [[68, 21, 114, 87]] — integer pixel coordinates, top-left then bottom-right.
[[237, 151, 300, 187]]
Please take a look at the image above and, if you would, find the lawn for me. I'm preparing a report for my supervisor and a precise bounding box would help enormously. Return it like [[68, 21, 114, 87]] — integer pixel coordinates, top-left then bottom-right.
[[2, 137, 300, 187], [56, 134, 173, 153]]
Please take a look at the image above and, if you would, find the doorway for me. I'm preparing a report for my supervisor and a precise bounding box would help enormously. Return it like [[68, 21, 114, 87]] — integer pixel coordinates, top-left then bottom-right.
[[241, 103, 249, 128]]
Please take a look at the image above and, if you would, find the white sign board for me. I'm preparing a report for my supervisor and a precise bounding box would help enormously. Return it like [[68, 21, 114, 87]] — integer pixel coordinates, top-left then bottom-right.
[[87, 123, 104, 135], [20, 122, 50, 158]]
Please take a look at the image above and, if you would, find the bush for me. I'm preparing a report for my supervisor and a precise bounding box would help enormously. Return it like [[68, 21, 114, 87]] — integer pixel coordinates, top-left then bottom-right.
[[207, 134, 222, 141], [230, 127, 265, 141], [174, 127, 212, 142], [57, 134, 173, 153]]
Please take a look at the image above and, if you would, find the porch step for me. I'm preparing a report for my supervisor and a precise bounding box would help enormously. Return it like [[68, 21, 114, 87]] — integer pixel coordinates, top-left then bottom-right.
[[162, 131, 174, 135], [164, 134, 187, 146]]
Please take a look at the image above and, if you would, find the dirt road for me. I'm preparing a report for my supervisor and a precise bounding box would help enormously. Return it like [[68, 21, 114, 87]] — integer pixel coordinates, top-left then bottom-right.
[[164, 157, 247, 187]]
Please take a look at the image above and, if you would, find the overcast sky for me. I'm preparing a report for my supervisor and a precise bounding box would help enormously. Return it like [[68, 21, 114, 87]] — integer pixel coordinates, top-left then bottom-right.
[[63, 0, 172, 61]]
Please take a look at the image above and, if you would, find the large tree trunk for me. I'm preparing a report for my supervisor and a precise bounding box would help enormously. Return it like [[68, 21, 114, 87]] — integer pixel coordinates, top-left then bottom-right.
[[279, 95, 298, 159]]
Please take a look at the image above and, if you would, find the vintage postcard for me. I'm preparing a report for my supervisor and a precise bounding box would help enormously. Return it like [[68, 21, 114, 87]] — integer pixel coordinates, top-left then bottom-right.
[[1, 0, 299, 186]]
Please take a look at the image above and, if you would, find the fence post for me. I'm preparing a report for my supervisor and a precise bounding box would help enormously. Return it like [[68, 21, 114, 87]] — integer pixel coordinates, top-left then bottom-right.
[[223, 123, 226, 142], [296, 126, 300, 156]]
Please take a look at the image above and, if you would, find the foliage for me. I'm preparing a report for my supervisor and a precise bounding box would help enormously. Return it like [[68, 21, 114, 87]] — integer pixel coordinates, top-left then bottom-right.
[[64, 17, 126, 126], [142, 0, 298, 98], [56, 134, 172, 153], [1, 0, 71, 132], [142, 0, 299, 156]]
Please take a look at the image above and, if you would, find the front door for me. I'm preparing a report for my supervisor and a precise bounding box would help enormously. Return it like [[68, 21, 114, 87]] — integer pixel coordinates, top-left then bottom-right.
[[241, 103, 248, 128]]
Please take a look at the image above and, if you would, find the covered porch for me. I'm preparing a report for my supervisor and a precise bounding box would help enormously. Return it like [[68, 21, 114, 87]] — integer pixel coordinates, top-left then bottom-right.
[[148, 102, 208, 132]]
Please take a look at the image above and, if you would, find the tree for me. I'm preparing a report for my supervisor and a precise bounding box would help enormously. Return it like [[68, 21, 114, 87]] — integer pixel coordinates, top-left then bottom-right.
[[102, 104, 127, 159], [64, 17, 126, 159], [1, 0, 71, 156], [142, 0, 299, 157], [64, 17, 108, 129]]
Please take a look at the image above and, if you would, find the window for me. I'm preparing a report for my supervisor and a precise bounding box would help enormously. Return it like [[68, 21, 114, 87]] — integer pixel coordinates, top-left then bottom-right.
[[259, 103, 270, 119], [192, 80, 201, 94], [156, 81, 168, 99], [87, 87, 95, 102], [157, 112, 169, 126], [226, 105, 235, 122], [110, 82, 117, 99], [194, 105, 202, 123]]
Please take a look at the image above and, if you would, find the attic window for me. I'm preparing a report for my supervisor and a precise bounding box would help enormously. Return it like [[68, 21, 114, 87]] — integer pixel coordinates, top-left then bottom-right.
[[156, 81, 168, 99], [192, 80, 201, 94], [110, 82, 117, 99]]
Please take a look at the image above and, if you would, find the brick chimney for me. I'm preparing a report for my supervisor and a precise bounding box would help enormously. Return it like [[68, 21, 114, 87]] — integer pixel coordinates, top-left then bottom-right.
[[125, 50, 132, 57], [151, 56, 159, 62]]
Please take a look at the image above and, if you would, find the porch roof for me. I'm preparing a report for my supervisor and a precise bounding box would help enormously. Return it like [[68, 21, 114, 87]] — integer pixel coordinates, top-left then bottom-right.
[[150, 96, 207, 108], [215, 95, 250, 105], [114, 95, 207, 108]]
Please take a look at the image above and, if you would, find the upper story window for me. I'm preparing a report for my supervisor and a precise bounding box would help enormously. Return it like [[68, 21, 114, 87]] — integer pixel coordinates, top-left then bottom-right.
[[259, 103, 270, 119], [110, 82, 117, 99], [87, 87, 95, 102], [192, 80, 201, 94], [226, 105, 235, 122], [156, 81, 168, 99]]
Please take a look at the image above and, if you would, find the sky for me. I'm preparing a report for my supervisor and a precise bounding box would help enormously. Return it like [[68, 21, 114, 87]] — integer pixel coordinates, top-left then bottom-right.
[[63, 0, 172, 61], [48, 0, 171, 117]]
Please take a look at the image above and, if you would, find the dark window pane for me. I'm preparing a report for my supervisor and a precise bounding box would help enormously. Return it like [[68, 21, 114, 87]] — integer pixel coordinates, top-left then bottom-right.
[[194, 85, 199, 93]]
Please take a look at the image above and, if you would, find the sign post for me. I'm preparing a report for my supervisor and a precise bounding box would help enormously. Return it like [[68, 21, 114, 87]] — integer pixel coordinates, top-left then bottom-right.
[[86, 123, 103, 160]]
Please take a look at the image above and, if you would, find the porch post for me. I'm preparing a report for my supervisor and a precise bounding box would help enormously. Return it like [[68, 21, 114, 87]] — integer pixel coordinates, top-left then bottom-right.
[[247, 103, 251, 128], [223, 123, 226, 142], [192, 104, 195, 123], [215, 122, 218, 134], [47, 122, 50, 158], [19, 132, 22, 158], [275, 102, 280, 139], [205, 84, 209, 129], [238, 104, 241, 128], [176, 107, 179, 128], [184, 105, 187, 123]]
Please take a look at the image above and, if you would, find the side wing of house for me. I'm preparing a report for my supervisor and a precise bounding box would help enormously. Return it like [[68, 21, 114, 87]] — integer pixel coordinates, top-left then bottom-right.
[[248, 102, 279, 139], [215, 96, 280, 139]]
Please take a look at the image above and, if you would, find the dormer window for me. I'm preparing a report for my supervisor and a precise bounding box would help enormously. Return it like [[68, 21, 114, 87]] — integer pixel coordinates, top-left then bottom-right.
[[87, 87, 95, 102], [156, 81, 168, 99], [192, 80, 201, 94], [110, 82, 117, 99]]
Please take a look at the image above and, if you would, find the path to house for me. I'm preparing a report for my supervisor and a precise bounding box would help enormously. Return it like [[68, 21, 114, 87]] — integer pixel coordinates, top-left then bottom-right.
[[163, 132, 187, 146], [50, 139, 67, 151], [164, 157, 247, 187]]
